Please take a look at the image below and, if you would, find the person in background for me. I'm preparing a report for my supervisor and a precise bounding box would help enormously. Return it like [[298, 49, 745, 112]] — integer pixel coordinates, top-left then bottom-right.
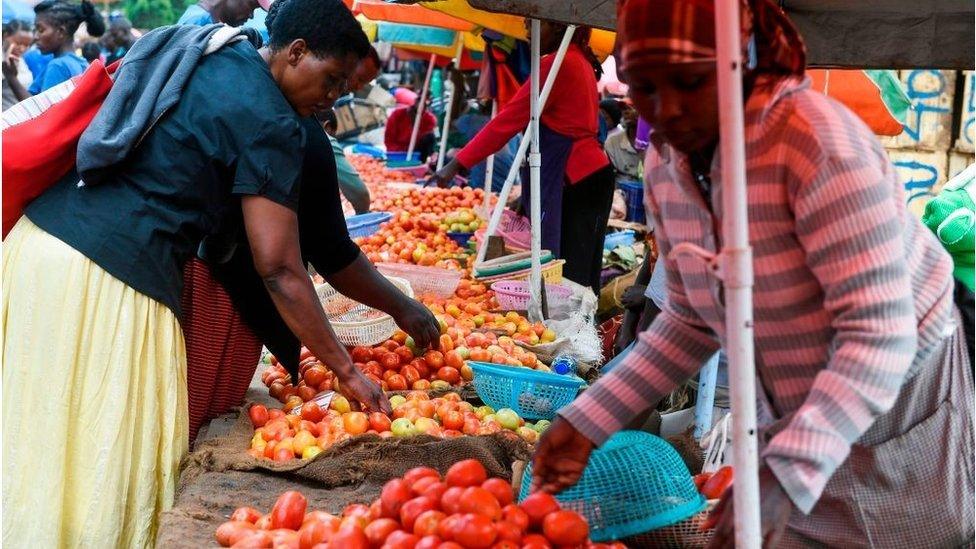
[[385, 95, 437, 161], [80, 40, 100, 63], [533, 1, 973, 547], [430, 22, 613, 296], [28, 0, 104, 94], [453, 99, 519, 193], [318, 108, 370, 214], [598, 97, 623, 144], [2, 19, 33, 109], [603, 102, 642, 180], [177, 0, 267, 26], [101, 15, 136, 65]]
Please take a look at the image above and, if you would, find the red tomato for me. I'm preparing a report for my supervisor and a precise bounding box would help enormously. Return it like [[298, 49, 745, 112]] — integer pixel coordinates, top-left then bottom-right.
[[380, 353, 401, 371], [693, 472, 712, 491], [424, 351, 445, 369], [435, 367, 460, 385], [254, 514, 272, 531], [387, 374, 409, 391], [273, 446, 295, 462], [415, 535, 442, 549], [542, 510, 589, 546], [410, 358, 431, 379], [303, 366, 328, 387], [268, 408, 286, 420], [437, 543, 464, 549], [300, 347, 314, 361], [384, 530, 420, 549], [420, 480, 448, 503], [381, 479, 412, 518], [481, 478, 514, 506], [298, 520, 333, 549], [401, 365, 421, 386], [395, 346, 415, 364], [494, 521, 522, 543], [413, 509, 446, 537], [350, 346, 373, 363], [437, 514, 462, 541], [343, 503, 372, 520], [300, 401, 325, 423], [452, 514, 496, 549], [445, 459, 487, 487], [248, 405, 269, 428], [215, 521, 257, 547], [444, 350, 464, 370], [343, 412, 369, 435], [519, 492, 559, 527], [369, 412, 392, 432], [439, 486, 465, 514], [364, 518, 399, 547], [230, 530, 274, 548], [438, 334, 454, 353], [701, 466, 734, 499], [330, 525, 368, 549], [501, 504, 529, 532], [410, 476, 441, 496], [303, 511, 340, 529], [520, 534, 553, 549], [230, 506, 262, 524], [399, 497, 437, 531], [439, 411, 464, 431], [382, 340, 401, 352], [404, 466, 441, 486], [459, 487, 501, 520], [298, 385, 317, 402], [270, 491, 307, 530]]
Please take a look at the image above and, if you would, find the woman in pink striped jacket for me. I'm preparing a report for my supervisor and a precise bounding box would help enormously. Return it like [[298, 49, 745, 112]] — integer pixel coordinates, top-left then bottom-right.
[[532, 1, 974, 547]]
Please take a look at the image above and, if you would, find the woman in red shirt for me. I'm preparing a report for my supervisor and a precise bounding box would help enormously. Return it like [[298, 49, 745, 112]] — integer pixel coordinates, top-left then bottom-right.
[[430, 23, 613, 294]]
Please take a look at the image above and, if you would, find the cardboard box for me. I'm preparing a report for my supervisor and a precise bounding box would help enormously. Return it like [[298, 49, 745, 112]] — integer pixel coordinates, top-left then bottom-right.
[[887, 149, 948, 217], [881, 70, 956, 152], [955, 71, 975, 153], [949, 150, 975, 179]]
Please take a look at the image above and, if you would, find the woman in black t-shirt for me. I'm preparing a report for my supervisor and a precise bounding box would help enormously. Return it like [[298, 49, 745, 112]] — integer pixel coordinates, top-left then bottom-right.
[[1, 1, 439, 546]]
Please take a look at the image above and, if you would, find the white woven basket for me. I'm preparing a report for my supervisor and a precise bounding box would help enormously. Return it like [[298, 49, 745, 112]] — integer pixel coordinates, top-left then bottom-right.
[[315, 275, 413, 346], [375, 263, 462, 299]]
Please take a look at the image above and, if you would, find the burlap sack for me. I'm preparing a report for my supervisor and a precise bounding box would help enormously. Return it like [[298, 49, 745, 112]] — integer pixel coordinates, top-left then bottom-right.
[[161, 406, 533, 547]]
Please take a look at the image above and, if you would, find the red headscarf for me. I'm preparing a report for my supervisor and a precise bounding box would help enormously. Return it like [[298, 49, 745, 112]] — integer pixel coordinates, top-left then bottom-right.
[[615, 0, 806, 77]]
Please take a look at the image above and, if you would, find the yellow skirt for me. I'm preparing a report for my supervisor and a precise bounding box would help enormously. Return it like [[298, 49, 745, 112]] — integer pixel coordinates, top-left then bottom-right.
[[2, 218, 188, 548]]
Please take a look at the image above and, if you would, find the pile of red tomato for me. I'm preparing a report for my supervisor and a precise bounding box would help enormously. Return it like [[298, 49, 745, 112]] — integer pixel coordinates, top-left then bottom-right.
[[216, 459, 621, 548], [356, 212, 468, 270], [247, 390, 548, 461]]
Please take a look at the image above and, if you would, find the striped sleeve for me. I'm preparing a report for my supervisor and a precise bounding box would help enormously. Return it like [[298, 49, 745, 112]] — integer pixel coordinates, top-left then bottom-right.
[[763, 135, 918, 513], [559, 202, 720, 445]]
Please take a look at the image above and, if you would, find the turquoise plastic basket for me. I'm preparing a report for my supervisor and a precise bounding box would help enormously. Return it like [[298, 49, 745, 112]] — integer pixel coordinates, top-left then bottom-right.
[[468, 361, 584, 420], [519, 431, 706, 542]]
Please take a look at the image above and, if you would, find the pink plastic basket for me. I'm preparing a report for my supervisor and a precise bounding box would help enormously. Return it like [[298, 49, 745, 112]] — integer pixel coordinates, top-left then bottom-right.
[[491, 280, 573, 311], [473, 210, 533, 252]]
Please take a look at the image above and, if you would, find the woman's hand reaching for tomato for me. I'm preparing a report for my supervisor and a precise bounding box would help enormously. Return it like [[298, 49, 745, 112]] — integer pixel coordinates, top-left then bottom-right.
[[703, 465, 794, 549], [530, 416, 596, 494], [336, 368, 392, 415], [391, 298, 441, 349], [427, 159, 461, 188]]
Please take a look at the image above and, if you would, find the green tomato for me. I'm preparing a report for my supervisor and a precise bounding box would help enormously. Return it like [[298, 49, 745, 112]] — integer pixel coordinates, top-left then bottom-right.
[[495, 408, 521, 430], [390, 395, 407, 409], [390, 418, 418, 437]]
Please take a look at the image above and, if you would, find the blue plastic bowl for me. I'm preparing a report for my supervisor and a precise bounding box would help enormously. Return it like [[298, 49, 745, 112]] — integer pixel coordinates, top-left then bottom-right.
[[519, 431, 706, 542], [468, 361, 585, 420], [346, 212, 392, 238]]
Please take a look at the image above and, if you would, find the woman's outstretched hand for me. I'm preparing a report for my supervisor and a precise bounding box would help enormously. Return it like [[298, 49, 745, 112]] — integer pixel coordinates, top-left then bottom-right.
[[530, 416, 596, 494]]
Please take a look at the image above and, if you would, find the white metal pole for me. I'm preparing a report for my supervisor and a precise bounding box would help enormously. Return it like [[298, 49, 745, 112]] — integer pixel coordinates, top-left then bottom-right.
[[481, 99, 498, 218], [527, 18, 543, 320], [437, 39, 465, 170], [407, 53, 437, 160], [714, 0, 761, 546], [474, 26, 576, 266]]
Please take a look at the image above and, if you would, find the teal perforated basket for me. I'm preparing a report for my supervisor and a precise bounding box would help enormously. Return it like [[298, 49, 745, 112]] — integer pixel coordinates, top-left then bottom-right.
[[468, 361, 585, 420], [519, 431, 706, 542]]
